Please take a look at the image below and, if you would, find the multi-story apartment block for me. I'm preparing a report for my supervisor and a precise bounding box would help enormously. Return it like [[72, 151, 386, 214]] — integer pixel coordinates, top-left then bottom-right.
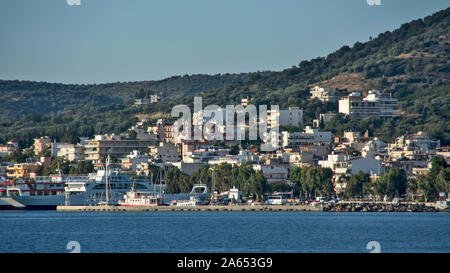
[[6, 163, 38, 179], [268, 107, 303, 128], [338, 90, 398, 119], [55, 144, 85, 161], [281, 126, 332, 148], [84, 134, 156, 163]]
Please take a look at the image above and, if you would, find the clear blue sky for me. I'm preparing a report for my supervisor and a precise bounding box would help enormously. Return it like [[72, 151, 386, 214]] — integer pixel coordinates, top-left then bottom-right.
[[0, 0, 448, 84]]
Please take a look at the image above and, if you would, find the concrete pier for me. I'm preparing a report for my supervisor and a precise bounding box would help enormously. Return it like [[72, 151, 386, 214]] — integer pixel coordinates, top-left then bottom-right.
[[56, 205, 322, 212]]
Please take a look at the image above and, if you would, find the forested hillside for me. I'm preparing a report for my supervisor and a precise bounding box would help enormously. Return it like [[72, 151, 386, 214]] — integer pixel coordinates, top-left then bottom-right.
[[0, 73, 250, 123], [0, 7, 448, 147]]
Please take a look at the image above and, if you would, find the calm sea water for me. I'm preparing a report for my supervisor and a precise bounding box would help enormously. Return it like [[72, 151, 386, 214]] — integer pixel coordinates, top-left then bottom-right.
[[0, 211, 449, 253]]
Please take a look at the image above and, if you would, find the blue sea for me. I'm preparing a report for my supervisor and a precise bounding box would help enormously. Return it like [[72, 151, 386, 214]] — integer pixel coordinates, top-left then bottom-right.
[[0, 211, 449, 253]]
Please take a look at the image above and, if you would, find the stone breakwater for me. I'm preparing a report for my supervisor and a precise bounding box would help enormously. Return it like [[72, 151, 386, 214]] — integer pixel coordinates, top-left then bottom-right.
[[324, 203, 440, 212]]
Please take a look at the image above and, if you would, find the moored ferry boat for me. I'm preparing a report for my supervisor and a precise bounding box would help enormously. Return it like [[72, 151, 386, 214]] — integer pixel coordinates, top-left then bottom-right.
[[0, 171, 87, 210], [0, 166, 162, 210]]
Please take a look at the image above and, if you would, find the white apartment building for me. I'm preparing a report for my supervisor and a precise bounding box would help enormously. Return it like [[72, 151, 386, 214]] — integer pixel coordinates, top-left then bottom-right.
[[339, 90, 398, 119], [281, 126, 332, 148], [55, 144, 85, 161], [268, 107, 303, 128], [310, 86, 338, 103]]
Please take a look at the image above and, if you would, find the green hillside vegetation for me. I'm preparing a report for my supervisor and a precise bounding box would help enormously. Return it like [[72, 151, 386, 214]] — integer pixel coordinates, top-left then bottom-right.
[[0, 73, 250, 123], [0, 8, 449, 147], [0, 73, 251, 146]]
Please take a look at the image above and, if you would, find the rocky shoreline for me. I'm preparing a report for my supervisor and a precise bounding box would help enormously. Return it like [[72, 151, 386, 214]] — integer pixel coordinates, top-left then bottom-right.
[[324, 203, 442, 212]]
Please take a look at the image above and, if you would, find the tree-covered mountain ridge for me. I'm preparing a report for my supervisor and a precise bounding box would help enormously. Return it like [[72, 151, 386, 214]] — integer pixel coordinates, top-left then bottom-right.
[[0, 73, 253, 124], [0, 7, 449, 147]]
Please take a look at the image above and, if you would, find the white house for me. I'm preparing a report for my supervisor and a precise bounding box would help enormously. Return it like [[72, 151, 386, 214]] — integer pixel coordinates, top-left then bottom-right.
[[310, 86, 338, 102], [318, 152, 382, 177], [361, 139, 387, 158], [253, 164, 290, 184]]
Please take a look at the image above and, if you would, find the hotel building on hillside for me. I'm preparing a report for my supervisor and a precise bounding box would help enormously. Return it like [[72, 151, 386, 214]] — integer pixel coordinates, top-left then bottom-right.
[[338, 90, 398, 119], [84, 134, 156, 163]]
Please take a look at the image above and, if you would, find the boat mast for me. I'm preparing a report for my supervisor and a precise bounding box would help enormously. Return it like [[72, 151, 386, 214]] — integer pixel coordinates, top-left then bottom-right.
[[159, 165, 163, 196], [105, 155, 110, 205], [151, 172, 155, 195], [212, 168, 215, 198], [210, 167, 215, 202]]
